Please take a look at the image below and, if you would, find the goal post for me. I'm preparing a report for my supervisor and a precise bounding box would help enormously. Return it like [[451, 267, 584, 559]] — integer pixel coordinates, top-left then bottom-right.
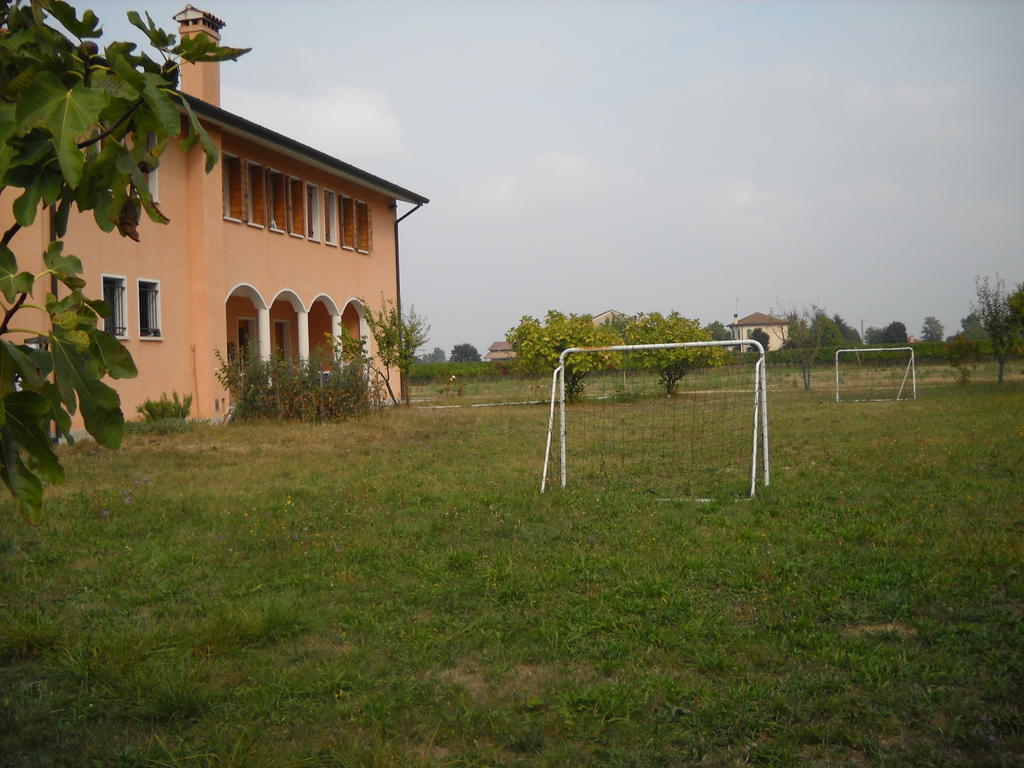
[[542, 340, 769, 499], [834, 347, 916, 403]]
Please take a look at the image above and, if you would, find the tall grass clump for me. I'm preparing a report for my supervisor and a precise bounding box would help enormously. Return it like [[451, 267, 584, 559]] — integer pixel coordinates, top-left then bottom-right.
[[129, 391, 198, 435], [136, 392, 193, 421], [215, 346, 382, 423]]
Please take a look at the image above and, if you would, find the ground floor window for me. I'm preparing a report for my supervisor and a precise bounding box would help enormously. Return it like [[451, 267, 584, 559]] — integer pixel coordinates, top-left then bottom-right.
[[138, 279, 161, 338], [274, 319, 291, 357], [102, 275, 126, 337]]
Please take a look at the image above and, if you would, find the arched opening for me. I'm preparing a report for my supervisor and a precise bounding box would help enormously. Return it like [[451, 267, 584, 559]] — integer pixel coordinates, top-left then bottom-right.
[[269, 289, 305, 359], [341, 299, 370, 357], [308, 295, 340, 369], [225, 284, 268, 361]]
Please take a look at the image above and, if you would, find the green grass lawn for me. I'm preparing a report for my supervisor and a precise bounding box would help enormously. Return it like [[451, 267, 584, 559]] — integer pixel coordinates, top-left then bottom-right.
[[1, 378, 1022, 766]]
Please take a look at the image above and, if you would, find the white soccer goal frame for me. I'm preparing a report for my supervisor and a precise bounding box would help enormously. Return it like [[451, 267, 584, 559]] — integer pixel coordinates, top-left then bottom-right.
[[541, 339, 770, 498], [834, 347, 916, 403]]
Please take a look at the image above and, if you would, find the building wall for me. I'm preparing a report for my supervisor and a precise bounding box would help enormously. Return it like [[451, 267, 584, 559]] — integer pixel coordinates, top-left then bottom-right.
[[731, 323, 788, 352], [3, 116, 402, 426]]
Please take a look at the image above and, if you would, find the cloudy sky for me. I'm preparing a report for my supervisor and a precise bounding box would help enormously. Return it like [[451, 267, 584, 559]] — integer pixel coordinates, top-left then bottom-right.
[[92, 0, 1023, 355]]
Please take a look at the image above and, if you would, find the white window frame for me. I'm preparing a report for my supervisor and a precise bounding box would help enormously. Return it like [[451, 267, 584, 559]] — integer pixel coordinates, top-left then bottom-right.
[[137, 278, 161, 340], [101, 274, 128, 339], [306, 182, 321, 241], [323, 189, 338, 246]]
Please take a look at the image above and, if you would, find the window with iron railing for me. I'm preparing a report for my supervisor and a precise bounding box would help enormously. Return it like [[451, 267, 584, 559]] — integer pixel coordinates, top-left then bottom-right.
[[102, 276, 126, 337], [139, 279, 161, 338]]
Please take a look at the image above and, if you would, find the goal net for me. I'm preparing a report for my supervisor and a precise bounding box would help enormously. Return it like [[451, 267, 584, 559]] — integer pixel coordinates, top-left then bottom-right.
[[542, 340, 769, 500], [834, 347, 916, 402]]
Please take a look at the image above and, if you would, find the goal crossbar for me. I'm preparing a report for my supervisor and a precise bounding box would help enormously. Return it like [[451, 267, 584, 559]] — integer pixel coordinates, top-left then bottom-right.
[[834, 346, 916, 402], [542, 339, 770, 498]]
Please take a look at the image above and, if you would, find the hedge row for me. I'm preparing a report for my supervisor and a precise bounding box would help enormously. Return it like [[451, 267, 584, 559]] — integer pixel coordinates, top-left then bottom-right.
[[766, 339, 1018, 366], [407, 360, 518, 383], [408, 341, 1019, 383]]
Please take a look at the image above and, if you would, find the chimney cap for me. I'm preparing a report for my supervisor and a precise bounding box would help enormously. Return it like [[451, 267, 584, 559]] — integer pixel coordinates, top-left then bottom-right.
[[173, 5, 225, 38]]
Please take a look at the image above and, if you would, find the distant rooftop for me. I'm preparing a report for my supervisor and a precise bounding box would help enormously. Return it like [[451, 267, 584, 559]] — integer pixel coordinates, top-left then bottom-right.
[[731, 312, 786, 327]]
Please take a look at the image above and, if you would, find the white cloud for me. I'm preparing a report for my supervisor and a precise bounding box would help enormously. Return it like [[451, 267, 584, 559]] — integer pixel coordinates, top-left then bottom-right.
[[713, 179, 776, 211], [221, 84, 405, 168], [463, 150, 600, 215], [844, 81, 966, 122]]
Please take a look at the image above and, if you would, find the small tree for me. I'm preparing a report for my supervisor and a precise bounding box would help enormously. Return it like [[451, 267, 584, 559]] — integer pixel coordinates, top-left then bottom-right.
[[959, 311, 988, 341], [507, 310, 619, 401], [880, 321, 908, 344], [703, 320, 731, 341], [449, 343, 480, 363], [1009, 282, 1024, 325], [832, 314, 861, 345], [974, 275, 1022, 384], [362, 297, 430, 405], [749, 327, 770, 351], [779, 305, 833, 391], [623, 312, 722, 396], [944, 334, 979, 386], [920, 316, 945, 342], [814, 314, 843, 347], [0, 1, 246, 512], [416, 346, 445, 364]]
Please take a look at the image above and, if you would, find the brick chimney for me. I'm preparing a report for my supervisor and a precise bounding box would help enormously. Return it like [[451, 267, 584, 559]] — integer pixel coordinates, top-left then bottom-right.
[[173, 5, 225, 106]]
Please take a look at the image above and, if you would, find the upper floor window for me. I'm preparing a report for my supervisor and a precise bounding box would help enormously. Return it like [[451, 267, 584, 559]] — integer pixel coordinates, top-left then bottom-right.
[[222, 154, 243, 220], [306, 183, 321, 241], [267, 169, 285, 231], [287, 176, 305, 237], [138, 279, 161, 338], [355, 200, 371, 252], [340, 196, 354, 249], [146, 133, 159, 203], [102, 275, 127, 337], [324, 190, 338, 245], [246, 162, 266, 227]]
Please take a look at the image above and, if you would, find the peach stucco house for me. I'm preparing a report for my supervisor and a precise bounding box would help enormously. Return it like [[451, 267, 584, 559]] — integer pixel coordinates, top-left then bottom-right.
[[5, 6, 428, 424]]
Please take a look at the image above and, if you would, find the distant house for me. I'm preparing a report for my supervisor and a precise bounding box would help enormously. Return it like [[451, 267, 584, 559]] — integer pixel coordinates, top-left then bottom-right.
[[593, 309, 628, 326], [485, 341, 516, 361], [728, 312, 788, 352]]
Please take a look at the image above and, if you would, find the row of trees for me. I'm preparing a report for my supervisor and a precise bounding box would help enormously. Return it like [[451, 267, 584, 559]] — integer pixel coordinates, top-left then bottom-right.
[[503, 277, 1023, 397], [507, 310, 724, 400], [972, 275, 1024, 384], [415, 343, 481, 364], [782, 276, 1024, 388]]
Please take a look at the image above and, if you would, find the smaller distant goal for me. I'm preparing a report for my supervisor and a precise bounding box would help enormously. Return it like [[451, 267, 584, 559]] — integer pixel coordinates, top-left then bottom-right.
[[542, 340, 769, 500], [834, 347, 916, 402]]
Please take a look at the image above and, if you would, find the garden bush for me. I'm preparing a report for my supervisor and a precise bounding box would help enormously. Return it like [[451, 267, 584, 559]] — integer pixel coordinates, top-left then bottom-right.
[[215, 348, 382, 423]]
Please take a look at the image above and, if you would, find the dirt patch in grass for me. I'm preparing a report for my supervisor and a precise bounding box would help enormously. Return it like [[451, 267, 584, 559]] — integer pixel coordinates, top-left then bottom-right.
[[280, 631, 352, 660], [842, 622, 918, 639], [438, 662, 491, 703], [438, 661, 570, 705]]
